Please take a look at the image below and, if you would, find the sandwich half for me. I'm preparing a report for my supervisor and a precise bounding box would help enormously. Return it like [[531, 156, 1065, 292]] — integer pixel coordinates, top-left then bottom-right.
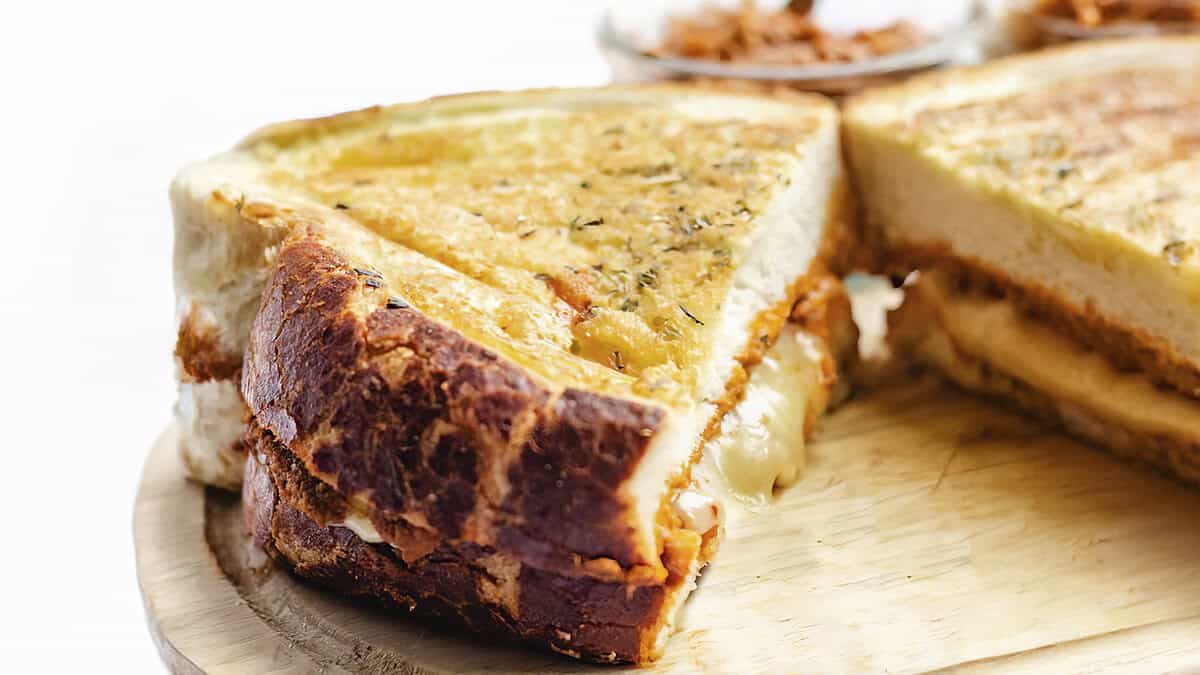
[[172, 86, 856, 662], [845, 37, 1200, 485]]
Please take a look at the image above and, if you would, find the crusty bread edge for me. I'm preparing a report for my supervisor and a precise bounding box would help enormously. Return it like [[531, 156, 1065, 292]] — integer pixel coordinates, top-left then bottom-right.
[[240, 83, 837, 150]]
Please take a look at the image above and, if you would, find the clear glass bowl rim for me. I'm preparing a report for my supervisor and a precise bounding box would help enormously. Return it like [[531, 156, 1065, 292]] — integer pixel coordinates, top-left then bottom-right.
[[595, 1, 989, 82]]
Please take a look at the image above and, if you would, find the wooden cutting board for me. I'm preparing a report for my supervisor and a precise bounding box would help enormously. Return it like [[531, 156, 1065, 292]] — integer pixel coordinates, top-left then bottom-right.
[[134, 378, 1200, 674]]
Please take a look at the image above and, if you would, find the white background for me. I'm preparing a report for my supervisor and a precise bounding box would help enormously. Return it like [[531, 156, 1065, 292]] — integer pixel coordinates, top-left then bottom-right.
[[0, 1, 973, 672]]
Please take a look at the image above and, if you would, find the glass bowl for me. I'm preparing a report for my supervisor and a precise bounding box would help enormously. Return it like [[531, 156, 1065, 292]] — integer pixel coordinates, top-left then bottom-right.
[[1006, 1, 1200, 49], [596, 0, 990, 96]]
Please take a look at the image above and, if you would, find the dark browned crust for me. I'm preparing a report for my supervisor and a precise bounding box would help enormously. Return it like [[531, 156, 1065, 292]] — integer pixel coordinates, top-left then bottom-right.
[[243, 425, 675, 664], [881, 246, 1200, 399], [890, 291, 1200, 488], [241, 235, 672, 584], [175, 306, 242, 382]]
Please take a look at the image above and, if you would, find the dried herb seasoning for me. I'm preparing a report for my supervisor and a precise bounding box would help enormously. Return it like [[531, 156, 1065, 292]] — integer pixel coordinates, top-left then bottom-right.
[[678, 305, 705, 326], [570, 216, 604, 231], [610, 350, 626, 371], [679, 215, 712, 236], [1164, 240, 1197, 265], [638, 268, 660, 289], [1051, 163, 1075, 180]]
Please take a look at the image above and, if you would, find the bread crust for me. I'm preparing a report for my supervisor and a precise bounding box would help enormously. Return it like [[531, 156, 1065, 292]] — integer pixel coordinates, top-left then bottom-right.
[[174, 308, 250, 491], [241, 234, 674, 583], [882, 247, 1200, 399], [242, 428, 674, 664]]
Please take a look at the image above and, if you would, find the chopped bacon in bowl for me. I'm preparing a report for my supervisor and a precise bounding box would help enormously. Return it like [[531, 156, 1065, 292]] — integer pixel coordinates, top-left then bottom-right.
[[649, 0, 931, 66]]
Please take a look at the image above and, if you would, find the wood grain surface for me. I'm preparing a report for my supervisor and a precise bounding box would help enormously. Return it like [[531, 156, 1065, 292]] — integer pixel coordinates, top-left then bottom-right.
[[134, 378, 1200, 674]]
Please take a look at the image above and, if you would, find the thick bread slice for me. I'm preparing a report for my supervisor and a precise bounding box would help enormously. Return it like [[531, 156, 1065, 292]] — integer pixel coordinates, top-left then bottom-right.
[[845, 36, 1200, 398], [173, 85, 849, 491], [172, 86, 852, 662]]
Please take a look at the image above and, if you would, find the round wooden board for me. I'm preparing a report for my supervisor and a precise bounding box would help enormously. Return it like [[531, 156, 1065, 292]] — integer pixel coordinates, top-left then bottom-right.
[[135, 380, 1200, 674]]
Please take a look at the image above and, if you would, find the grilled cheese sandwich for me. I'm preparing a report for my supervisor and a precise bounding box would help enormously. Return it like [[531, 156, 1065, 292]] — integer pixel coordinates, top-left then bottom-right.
[[174, 86, 856, 663]]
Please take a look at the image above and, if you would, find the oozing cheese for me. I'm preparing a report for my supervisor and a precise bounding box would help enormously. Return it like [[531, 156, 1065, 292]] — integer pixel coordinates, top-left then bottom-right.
[[911, 274, 1200, 443], [335, 512, 384, 544], [699, 325, 831, 507], [671, 490, 720, 535]]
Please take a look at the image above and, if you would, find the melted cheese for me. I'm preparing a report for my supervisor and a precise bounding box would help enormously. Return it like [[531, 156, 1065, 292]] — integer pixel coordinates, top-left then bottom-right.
[[334, 512, 384, 544], [846, 273, 904, 360], [698, 325, 831, 507], [912, 274, 1200, 442], [671, 490, 720, 535]]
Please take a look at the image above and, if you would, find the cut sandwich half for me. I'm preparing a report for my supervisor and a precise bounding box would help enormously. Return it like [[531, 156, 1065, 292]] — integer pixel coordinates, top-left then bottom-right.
[[845, 37, 1200, 485], [172, 86, 857, 662]]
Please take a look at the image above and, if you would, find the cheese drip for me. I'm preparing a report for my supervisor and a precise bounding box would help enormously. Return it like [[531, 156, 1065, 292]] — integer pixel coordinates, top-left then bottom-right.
[[700, 325, 831, 506]]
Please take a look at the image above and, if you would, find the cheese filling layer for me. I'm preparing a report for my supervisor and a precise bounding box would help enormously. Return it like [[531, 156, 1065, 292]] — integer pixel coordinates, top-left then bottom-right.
[[908, 273, 1200, 443], [699, 324, 832, 507]]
